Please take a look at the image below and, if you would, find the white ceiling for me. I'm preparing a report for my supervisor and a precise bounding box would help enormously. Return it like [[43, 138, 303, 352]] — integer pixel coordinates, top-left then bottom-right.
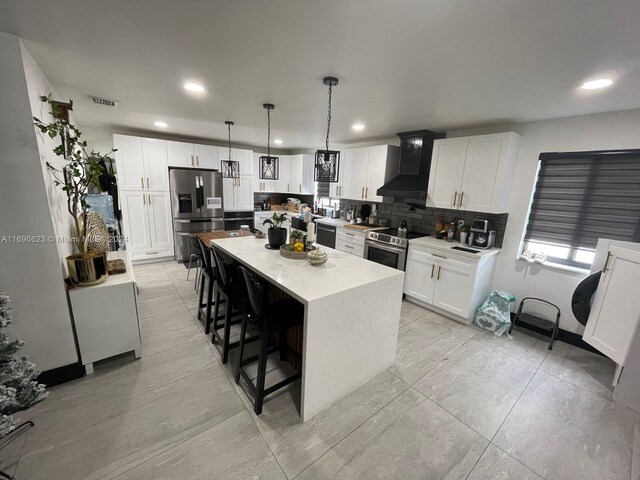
[[2, 0, 640, 150]]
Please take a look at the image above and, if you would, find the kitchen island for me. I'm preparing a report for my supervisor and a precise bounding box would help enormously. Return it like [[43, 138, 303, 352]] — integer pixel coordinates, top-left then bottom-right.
[[211, 236, 405, 421]]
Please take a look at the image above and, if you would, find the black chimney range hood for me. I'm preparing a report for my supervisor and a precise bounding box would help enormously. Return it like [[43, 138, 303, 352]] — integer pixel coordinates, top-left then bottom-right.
[[377, 129, 444, 199]]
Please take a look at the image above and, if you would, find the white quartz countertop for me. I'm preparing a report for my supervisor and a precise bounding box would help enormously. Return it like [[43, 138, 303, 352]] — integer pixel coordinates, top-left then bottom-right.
[[211, 236, 404, 303], [409, 236, 501, 259]]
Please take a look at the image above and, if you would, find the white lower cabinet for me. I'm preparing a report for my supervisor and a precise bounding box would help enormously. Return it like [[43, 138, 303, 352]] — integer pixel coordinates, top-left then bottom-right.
[[121, 191, 173, 262], [336, 227, 365, 257], [404, 240, 499, 324]]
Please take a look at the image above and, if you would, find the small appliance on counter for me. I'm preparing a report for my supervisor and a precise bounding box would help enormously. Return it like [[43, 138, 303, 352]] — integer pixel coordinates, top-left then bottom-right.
[[468, 219, 495, 249]]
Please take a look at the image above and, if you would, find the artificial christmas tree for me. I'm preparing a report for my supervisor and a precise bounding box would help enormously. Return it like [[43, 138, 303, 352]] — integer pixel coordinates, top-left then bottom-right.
[[0, 294, 47, 437]]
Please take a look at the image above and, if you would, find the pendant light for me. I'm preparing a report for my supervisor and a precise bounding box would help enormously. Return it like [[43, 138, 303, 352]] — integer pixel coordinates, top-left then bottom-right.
[[259, 103, 279, 180], [221, 120, 239, 178], [314, 76, 340, 182]]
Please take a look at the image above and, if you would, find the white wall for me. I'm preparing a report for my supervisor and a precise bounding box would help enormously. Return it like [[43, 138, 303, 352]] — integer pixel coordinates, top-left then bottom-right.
[[0, 33, 79, 371], [450, 109, 640, 333]]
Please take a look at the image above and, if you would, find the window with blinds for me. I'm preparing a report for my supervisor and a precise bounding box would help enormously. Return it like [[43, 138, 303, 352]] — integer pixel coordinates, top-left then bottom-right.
[[522, 150, 640, 269]]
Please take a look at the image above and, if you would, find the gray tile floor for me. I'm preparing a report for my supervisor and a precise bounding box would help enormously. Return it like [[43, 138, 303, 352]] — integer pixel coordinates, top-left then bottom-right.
[[6, 261, 638, 479]]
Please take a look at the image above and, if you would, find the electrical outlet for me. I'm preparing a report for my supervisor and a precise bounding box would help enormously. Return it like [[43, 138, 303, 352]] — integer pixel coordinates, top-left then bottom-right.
[[457, 220, 465, 228]]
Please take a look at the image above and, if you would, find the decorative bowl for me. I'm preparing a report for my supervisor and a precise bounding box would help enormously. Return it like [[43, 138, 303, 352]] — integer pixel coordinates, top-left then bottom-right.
[[280, 243, 316, 260], [306, 248, 328, 266]]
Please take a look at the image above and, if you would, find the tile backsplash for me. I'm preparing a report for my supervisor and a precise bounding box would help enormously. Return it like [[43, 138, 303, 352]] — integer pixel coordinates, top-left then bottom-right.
[[342, 200, 508, 248]]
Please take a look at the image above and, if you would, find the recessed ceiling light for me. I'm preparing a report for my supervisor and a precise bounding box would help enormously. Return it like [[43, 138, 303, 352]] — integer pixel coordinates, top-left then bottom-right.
[[581, 78, 613, 90], [352, 123, 365, 131], [274, 139, 283, 145], [183, 82, 205, 93], [154, 121, 167, 128]]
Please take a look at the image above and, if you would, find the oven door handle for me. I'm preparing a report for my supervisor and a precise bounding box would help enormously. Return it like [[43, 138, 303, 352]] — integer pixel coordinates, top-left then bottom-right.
[[364, 240, 405, 254]]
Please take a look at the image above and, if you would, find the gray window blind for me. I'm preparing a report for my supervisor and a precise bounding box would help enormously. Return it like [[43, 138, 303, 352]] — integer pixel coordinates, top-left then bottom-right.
[[525, 150, 640, 262]]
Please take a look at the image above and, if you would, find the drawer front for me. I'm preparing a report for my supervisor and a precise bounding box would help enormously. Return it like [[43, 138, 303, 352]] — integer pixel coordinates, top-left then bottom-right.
[[337, 230, 365, 246], [408, 245, 475, 271], [336, 239, 364, 257]]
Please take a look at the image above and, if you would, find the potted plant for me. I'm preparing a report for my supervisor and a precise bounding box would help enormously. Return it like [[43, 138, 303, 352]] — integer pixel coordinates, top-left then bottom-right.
[[263, 212, 288, 248], [33, 95, 116, 285]]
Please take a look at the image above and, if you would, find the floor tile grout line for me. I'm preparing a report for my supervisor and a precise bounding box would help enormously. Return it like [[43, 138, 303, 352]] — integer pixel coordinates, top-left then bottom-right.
[[487, 443, 545, 480], [25, 364, 222, 441], [408, 337, 473, 388], [291, 380, 411, 480], [105, 409, 249, 480]]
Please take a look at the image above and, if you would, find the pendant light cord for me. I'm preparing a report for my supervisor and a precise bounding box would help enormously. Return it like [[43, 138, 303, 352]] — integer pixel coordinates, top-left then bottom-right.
[[227, 122, 232, 161], [326, 82, 332, 151], [267, 108, 271, 157]]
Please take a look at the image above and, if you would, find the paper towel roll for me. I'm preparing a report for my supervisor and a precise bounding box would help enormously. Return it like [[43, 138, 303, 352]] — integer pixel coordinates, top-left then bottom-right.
[[307, 222, 316, 243]]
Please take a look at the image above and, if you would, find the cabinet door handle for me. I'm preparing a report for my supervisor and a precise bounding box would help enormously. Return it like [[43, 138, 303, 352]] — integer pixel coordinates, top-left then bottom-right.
[[145, 251, 159, 255], [339, 186, 342, 196], [603, 251, 613, 272], [365, 187, 368, 199], [432, 253, 447, 259], [361, 187, 364, 199], [191, 155, 194, 167], [430, 264, 435, 278], [459, 191, 464, 207], [453, 191, 458, 207], [143, 193, 146, 205], [148, 193, 151, 204], [196, 155, 200, 166], [147, 177, 150, 189], [141, 177, 144, 189], [345, 244, 353, 249], [299, 184, 302, 193], [437, 265, 442, 280], [287, 183, 290, 192]]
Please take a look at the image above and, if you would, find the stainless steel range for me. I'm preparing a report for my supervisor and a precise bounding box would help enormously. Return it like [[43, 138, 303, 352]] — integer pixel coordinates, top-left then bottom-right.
[[364, 228, 428, 271]]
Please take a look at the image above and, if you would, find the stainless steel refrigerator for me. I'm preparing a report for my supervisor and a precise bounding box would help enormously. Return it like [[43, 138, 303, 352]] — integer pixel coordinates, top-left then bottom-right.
[[169, 167, 224, 261]]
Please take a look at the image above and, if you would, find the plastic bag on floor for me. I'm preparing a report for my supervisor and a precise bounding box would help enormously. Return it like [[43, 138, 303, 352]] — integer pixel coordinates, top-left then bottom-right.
[[474, 290, 516, 336]]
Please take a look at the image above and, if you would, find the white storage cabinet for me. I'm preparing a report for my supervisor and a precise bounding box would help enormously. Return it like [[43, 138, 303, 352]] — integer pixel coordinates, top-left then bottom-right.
[[114, 135, 174, 262]]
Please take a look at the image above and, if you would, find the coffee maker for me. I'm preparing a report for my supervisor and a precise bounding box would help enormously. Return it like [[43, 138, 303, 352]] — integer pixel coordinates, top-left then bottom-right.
[[468, 219, 496, 249]]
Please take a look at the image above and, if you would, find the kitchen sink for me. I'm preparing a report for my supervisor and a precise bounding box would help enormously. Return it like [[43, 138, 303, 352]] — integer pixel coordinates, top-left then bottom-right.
[[450, 246, 480, 254]]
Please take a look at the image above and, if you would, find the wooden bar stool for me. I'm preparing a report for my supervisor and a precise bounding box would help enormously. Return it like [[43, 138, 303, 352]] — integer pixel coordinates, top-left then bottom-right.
[[196, 237, 224, 334], [236, 266, 303, 415], [211, 247, 245, 364]]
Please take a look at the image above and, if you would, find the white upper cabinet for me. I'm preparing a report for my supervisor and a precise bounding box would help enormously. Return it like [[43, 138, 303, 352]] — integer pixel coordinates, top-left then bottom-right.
[[274, 155, 291, 193], [194, 144, 218, 169], [141, 138, 169, 191], [290, 154, 315, 195], [366, 145, 391, 203], [331, 149, 353, 199], [339, 145, 398, 201], [114, 135, 145, 191], [166, 141, 194, 167], [427, 132, 520, 213], [114, 135, 168, 192], [167, 141, 218, 169], [427, 137, 468, 209]]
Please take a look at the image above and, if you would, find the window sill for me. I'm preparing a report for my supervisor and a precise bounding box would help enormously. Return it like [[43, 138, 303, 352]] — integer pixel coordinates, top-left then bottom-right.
[[516, 256, 590, 276]]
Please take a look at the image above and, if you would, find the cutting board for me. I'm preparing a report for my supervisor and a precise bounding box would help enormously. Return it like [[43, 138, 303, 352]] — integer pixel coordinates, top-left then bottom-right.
[[343, 223, 376, 231]]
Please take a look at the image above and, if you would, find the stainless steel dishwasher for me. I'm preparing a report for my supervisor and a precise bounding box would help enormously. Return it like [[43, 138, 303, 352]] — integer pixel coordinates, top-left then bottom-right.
[[316, 223, 337, 249]]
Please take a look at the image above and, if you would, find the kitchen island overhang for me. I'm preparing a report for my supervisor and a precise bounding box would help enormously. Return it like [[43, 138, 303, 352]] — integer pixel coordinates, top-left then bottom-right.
[[211, 236, 404, 421]]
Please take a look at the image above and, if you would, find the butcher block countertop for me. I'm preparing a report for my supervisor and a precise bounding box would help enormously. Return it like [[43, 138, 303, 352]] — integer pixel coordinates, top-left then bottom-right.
[[193, 230, 253, 245]]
